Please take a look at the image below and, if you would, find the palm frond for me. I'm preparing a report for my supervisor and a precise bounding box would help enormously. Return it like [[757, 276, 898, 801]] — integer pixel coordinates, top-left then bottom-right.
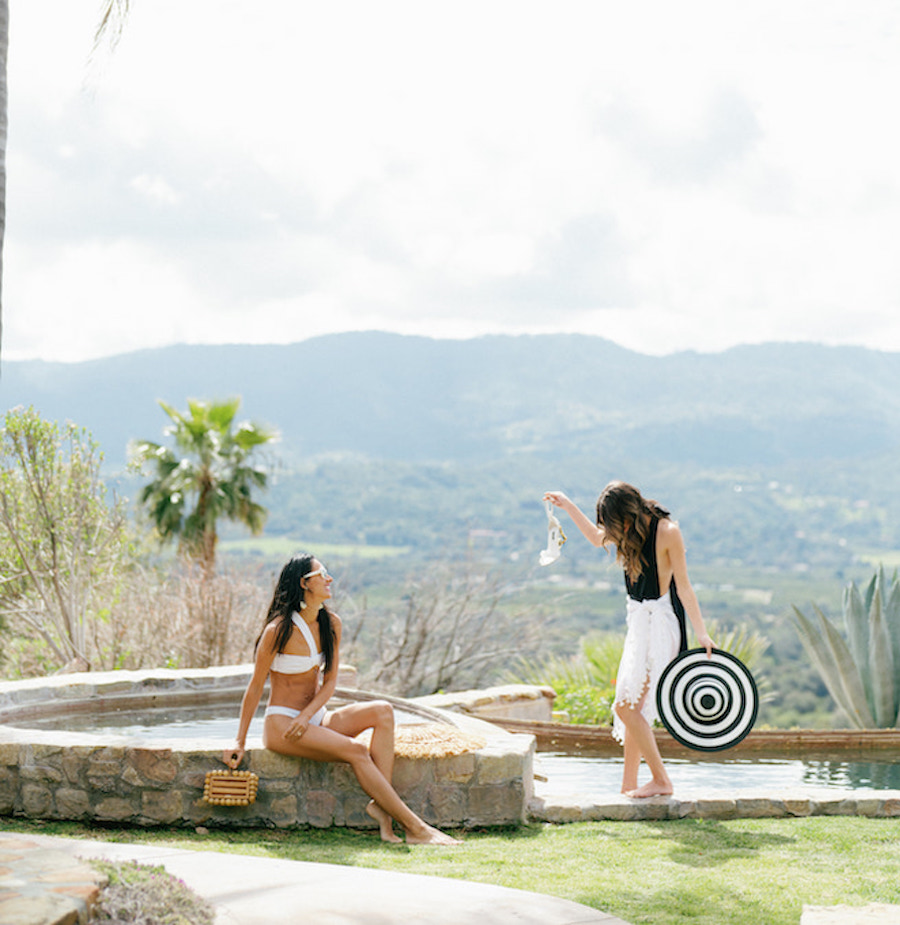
[[93, 0, 131, 53], [132, 398, 278, 574]]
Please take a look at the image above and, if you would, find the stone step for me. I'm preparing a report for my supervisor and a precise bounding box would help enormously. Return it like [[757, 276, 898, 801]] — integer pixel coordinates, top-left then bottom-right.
[[529, 785, 900, 822]]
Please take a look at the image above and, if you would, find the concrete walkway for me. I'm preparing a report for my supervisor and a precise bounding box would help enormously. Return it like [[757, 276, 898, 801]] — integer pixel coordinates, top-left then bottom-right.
[[0, 831, 627, 925]]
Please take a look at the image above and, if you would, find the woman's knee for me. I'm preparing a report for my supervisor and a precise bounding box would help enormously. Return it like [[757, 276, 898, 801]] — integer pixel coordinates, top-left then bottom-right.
[[353, 700, 394, 732], [370, 700, 395, 728], [344, 738, 374, 766]]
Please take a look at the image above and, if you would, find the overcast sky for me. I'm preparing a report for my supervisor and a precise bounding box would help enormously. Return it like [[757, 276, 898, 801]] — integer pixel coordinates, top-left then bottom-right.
[[5, 0, 900, 362]]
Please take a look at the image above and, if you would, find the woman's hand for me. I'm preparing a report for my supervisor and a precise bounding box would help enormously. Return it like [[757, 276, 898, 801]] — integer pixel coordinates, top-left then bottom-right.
[[698, 632, 715, 658], [543, 491, 570, 509], [223, 744, 245, 769], [285, 716, 310, 740], [544, 491, 607, 547]]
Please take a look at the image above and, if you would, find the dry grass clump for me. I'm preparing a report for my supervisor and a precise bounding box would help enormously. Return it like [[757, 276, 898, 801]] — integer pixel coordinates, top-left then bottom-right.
[[394, 723, 486, 758], [2, 562, 273, 678], [354, 722, 487, 758], [88, 859, 214, 925], [87, 563, 271, 672]]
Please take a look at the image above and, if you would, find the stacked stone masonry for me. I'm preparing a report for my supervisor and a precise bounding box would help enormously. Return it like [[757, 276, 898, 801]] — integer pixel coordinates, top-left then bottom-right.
[[0, 668, 535, 831], [0, 737, 532, 830]]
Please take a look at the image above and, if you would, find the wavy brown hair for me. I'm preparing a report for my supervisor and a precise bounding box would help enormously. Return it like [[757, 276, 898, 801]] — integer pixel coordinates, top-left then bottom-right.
[[595, 481, 670, 581]]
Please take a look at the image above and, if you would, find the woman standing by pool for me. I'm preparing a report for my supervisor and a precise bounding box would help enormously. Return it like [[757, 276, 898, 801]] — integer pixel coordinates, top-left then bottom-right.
[[224, 553, 459, 845], [544, 483, 714, 798]]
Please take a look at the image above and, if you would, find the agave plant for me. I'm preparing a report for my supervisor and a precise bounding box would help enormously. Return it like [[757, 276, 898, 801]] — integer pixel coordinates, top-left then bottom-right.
[[793, 567, 900, 728]]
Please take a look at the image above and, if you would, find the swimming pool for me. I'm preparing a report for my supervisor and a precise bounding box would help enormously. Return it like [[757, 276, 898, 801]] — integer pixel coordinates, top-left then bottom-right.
[[20, 698, 898, 793], [535, 751, 900, 793]]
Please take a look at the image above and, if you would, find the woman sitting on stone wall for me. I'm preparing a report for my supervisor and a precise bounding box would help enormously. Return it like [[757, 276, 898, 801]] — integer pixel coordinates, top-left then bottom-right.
[[224, 553, 459, 845]]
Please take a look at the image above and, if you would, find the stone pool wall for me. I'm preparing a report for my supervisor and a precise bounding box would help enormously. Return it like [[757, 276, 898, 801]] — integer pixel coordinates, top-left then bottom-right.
[[0, 667, 535, 830]]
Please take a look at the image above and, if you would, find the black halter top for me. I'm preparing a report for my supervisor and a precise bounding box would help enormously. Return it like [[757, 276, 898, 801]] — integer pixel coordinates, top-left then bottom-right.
[[624, 516, 688, 652]]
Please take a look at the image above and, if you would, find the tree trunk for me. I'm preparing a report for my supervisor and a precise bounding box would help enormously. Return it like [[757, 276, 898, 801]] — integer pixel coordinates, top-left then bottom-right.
[[200, 527, 217, 582]]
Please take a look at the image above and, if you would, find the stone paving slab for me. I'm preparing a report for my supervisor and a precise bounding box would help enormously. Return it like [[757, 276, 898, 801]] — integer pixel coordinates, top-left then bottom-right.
[[0, 834, 105, 925], [529, 784, 900, 822]]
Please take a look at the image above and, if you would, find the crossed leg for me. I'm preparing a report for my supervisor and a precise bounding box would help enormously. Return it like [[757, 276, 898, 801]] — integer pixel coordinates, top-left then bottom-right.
[[263, 705, 459, 845], [325, 701, 401, 842]]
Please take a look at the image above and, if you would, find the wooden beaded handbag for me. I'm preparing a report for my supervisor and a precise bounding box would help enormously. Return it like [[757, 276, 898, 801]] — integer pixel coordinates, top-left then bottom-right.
[[203, 769, 259, 806]]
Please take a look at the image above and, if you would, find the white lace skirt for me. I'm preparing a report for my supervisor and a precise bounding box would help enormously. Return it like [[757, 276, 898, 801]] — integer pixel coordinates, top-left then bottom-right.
[[611, 594, 681, 745]]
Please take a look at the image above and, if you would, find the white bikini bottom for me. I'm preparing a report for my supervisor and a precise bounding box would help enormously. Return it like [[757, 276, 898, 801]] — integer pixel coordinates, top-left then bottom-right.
[[264, 704, 327, 725]]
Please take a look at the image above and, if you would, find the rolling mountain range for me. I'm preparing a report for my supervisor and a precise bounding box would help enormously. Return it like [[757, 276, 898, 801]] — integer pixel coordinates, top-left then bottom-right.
[[2, 333, 899, 471]]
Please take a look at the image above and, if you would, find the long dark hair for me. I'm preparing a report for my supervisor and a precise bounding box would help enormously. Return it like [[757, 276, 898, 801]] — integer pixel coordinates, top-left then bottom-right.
[[255, 553, 335, 673], [595, 481, 670, 581]]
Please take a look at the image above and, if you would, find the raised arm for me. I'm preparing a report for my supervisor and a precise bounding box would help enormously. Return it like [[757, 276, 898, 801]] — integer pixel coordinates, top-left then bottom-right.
[[543, 491, 607, 547]]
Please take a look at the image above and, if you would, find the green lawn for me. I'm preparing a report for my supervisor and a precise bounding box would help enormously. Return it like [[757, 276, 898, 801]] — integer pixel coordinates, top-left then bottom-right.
[[5, 817, 898, 924]]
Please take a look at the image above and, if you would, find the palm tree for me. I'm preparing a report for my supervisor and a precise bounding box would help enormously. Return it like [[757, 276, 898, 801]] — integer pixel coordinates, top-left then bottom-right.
[[131, 398, 278, 579], [94, 0, 131, 51]]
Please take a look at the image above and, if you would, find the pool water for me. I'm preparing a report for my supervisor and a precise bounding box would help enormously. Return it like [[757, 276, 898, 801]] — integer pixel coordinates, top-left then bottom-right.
[[535, 752, 900, 793], [14, 702, 428, 741]]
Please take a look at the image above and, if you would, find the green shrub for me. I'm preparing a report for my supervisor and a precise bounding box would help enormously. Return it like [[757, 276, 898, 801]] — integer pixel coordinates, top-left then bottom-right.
[[554, 686, 616, 725], [509, 631, 621, 724], [509, 621, 770, 725]]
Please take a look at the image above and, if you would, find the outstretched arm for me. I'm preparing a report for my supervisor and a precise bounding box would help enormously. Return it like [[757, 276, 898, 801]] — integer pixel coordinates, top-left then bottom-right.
[[543, 491, 607, 547]]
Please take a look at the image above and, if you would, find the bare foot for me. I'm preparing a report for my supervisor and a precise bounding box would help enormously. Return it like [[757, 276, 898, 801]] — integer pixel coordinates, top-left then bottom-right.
[[626, 779, 673, 799], [366, 801, 403, 843], [405, 823, 461, 846]]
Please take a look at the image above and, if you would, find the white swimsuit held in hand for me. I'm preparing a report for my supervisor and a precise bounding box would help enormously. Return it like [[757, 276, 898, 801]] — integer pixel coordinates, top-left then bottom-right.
[[539, 499, 567, 566], [265, 613, 327, 725]]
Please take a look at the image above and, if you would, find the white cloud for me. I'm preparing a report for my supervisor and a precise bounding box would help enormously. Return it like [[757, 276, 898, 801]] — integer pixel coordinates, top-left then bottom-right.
[[130, 174, 182, 207], [5, 0, 900, 361]]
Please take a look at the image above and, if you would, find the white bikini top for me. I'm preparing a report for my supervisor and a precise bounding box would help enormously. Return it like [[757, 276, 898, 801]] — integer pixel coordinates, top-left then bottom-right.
[[270, 613, 324, 675]]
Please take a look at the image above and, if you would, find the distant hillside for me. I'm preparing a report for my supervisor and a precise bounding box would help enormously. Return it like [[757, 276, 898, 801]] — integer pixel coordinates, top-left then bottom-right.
[[3, 333, 899, 471]]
